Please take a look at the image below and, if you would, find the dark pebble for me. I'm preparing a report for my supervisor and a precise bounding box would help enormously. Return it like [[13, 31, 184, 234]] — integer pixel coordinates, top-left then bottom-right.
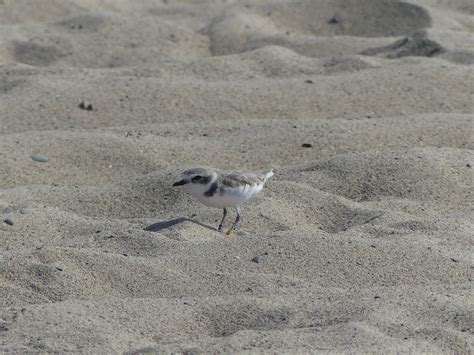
[[79, 100, 93, 110], [123, 253, 128, 257], [305, 80, 314, 84], [370, 244, 376, 248], [301, 143, 312, 148], [55, 267, 63, 271], [4, 218, 14, 226], [467, 163, 471, 168], [31, 154, 48, 163], [251, 256, 261, 263], [329, 15, 342, 24], [374, 295, 381, 299], [451, 257, 460, 262]]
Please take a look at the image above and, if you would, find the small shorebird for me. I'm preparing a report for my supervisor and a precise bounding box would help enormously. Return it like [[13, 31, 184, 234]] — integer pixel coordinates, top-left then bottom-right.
[[173, 167, 274, 235]]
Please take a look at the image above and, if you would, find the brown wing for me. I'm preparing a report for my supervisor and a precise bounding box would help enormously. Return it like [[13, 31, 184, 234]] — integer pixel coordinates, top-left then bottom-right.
[[220, 172, 263, 187]]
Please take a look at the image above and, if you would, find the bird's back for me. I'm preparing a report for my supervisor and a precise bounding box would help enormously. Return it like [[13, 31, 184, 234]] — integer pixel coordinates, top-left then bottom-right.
[[220, 171, 265, 187]]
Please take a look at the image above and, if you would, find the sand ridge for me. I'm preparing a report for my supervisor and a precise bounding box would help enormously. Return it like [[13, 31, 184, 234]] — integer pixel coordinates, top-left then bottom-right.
[[0, 0, 473, 353]]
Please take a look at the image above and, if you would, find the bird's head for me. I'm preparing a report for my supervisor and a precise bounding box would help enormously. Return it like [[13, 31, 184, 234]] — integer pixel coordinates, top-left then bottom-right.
[[173, 168, 217, 190]]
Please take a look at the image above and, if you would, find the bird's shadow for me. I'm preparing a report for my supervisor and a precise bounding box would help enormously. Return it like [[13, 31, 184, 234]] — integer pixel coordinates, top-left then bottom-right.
[[144, 217, 218, 232]]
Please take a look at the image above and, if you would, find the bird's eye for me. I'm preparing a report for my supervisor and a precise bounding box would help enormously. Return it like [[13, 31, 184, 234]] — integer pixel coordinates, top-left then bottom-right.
[[192, 175, 202, 181]]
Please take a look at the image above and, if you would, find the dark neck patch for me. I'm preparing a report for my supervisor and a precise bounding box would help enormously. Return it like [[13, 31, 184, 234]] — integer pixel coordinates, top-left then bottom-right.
[[204, 182, 218, 197], [192, 175, 211, 184]]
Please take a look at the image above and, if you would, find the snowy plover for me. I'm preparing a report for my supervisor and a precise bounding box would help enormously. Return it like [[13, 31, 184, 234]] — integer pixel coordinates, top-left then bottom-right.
[[173, 167, 274, 235]]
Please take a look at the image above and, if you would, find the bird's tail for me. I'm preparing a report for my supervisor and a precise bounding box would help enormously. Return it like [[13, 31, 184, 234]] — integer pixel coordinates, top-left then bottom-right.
[[262, 168, 274, 183]]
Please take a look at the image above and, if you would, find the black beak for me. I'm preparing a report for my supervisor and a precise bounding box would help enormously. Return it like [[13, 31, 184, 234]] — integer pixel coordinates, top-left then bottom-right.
[[172, 179, 188, 187]]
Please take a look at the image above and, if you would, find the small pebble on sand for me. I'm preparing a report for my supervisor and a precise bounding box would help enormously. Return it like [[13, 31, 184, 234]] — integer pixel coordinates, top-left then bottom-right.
[[31, 154, 49, 162], [329, 15, 342, 24], [79, 100, 93, 110], [4, 218, 14, 226]]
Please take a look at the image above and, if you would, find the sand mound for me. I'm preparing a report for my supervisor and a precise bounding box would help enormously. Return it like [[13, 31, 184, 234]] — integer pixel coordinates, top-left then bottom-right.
[[256, 0, 431, 37], [287, 147, 473, 206], [362, 32, 445, 58], [206, 0, 432, 56], [1, 64, 472, 135]]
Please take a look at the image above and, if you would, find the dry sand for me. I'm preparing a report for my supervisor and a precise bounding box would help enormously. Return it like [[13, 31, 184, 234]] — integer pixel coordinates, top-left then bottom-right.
[[1, 0, 473, 353]]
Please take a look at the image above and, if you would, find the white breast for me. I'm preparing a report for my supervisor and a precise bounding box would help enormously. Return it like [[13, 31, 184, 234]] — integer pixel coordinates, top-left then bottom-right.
[[188, 182, 263, 208]]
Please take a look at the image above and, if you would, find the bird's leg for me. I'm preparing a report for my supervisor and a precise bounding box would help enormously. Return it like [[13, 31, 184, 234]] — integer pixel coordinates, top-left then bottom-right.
[[218, 207, 227, 232], [226, 207, 240, 236]]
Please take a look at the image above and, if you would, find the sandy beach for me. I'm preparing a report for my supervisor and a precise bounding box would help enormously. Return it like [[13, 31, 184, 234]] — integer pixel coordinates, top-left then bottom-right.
[[0, 0, 473, 353]]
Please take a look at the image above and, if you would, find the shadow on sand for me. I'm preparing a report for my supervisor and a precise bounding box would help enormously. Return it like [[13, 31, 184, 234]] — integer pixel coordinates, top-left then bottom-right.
[[144, 217, 218, 232]]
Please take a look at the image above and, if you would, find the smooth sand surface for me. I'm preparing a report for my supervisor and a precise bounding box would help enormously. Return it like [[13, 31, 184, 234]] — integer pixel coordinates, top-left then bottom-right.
[[1, 0, 473, 353]]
